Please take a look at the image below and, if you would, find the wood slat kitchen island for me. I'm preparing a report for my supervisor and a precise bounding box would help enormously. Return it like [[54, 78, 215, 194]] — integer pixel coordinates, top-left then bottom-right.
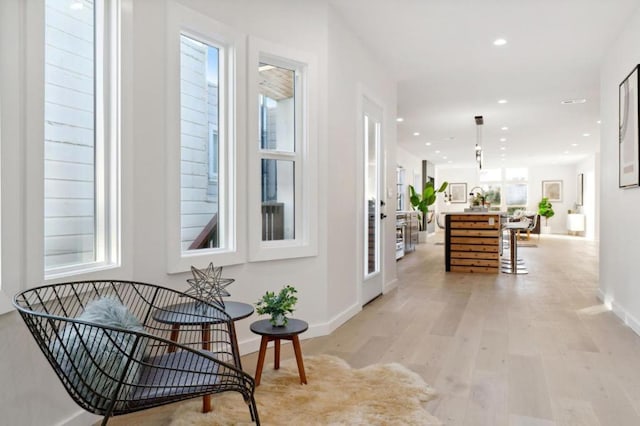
[[445, 212, 503, 273]]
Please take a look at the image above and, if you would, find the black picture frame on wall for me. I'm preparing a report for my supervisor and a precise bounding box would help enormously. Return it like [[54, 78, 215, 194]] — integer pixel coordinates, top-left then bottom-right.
[[619, 64, 640, 188]]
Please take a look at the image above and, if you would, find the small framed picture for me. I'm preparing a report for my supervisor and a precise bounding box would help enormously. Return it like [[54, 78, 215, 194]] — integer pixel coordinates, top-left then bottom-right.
[[619, 64, 640, 188], [576, 173, 584, 206], [448, 183, 467, 203], [542, 180, 562, 202]]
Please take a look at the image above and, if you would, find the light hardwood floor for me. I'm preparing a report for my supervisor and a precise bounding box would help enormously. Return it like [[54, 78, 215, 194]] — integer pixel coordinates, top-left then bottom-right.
[[109, 234, 640, 425]]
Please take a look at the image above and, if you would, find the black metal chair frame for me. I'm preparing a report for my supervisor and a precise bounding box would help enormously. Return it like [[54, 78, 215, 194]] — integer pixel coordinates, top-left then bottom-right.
[[13, 280, 260, 425]]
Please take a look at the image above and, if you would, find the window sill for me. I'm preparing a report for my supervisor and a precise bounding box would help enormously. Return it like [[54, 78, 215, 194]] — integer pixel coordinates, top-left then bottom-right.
[[167, 249, 246, 274]]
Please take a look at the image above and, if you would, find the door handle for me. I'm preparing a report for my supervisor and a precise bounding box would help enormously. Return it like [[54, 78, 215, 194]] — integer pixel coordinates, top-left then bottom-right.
[[380, 213, 388, 220]]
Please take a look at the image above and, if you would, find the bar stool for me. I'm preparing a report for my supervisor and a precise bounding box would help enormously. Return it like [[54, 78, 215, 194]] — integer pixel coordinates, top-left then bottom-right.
[[502, 221, 529, 274]]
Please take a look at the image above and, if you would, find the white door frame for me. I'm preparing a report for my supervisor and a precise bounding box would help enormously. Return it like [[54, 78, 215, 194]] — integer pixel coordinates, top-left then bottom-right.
[[357, 88, 385, 305]]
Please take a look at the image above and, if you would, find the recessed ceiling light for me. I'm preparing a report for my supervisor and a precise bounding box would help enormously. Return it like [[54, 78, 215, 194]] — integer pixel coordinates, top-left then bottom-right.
[[425, 142, 431, 146], [500, 147, 506, 150], [442, 156, 447, 160], [560, 99, 587, 104], [501, 153, 506, 157], [493, 38, 507, 46], [597, 120, 601, 124], [396, 117, 404, 122], [500, 137, 507, 142], [564, 150, 570, 154], [497, 99, 508, 104], [501, 126, 509, 131], [571, 143, 578, 147], [435, 150, 441, 154], [448, 160, 453, 164], [583, 133, 590, 137], [413, 132, 420, 136]]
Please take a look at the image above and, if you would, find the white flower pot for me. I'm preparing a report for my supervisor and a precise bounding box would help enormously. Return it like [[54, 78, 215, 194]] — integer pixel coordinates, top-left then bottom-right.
[[418, 231, 428, 243], [541, 226, 551, 234], [271, 314, 287, 327]]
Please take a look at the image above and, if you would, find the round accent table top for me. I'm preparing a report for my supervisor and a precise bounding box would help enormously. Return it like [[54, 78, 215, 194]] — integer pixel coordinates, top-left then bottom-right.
[[250, 318, 308, 337], [153, 301, 254, 325]]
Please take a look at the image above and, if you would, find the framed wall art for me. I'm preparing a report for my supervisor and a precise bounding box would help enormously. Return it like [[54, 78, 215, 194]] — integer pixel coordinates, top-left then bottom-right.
[[448, 183, 467, 203], [576, 173, 584, 206], [619, 64, 640, 188], [542, 180, 562, 202]]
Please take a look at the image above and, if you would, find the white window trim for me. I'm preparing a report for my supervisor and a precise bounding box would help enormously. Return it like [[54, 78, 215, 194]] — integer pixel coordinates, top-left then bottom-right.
[[0, 0, 130, 313], [247, 37, 318, 262], [165, 2, 246, 273], [0, 0, 20, 314]]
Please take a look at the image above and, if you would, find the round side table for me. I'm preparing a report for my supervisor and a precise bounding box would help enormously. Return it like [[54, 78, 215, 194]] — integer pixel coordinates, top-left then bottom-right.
[[250, 318, 308, 386], [153, 301, 254, 413]]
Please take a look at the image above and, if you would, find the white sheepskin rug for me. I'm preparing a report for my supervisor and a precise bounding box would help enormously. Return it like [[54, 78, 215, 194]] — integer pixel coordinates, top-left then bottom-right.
[[169, 354, 440, 425]]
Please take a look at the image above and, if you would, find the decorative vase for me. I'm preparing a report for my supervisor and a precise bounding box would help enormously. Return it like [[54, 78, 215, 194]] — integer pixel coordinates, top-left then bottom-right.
[[271, 314, 287, 327]]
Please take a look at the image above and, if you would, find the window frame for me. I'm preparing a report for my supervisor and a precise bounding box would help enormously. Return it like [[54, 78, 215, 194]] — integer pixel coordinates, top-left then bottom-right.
[[165, 2, 246, 273], [42, 0, 121, 279], [247, 37, 318, 262]]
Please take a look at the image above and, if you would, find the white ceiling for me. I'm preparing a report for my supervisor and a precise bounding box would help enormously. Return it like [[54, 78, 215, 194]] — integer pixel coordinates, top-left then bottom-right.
[[329, 0, 640, 168]]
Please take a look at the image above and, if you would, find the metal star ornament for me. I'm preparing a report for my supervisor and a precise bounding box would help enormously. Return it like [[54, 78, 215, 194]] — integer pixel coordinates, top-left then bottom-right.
[[185, 262, 235, 308]]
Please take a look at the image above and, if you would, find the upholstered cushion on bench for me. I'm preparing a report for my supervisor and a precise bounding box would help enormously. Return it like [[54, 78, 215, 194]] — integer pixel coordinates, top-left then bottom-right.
[[132, 350, 221, 405]]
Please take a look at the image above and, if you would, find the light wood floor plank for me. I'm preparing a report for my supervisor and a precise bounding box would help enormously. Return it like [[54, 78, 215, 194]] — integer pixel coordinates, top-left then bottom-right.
[[508, 354, 554, 420], [106, 235, 640, 426]]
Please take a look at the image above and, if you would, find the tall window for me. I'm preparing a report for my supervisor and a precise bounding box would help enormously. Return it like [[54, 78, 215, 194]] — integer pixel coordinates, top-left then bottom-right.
[[44, 0, 117, 274], [505, 168, 528, 214], [258, 62, 298, 241], [248, 39, 317, 262], [477, 168, 529, 213], [180, 33, 228, 252]]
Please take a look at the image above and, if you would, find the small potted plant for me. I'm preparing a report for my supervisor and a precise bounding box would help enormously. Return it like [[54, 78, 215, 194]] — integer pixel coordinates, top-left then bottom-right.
[[255, 285, 298, 326], [538, 197, 555, 233]]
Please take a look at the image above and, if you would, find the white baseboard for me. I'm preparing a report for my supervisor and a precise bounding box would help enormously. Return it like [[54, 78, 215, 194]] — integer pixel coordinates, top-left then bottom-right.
[[238, 302, 361, 356], [58, 410, 98, 426], [627, 311, 640, 337], [605, 296, 640, 338], [612, 300, 626, 322], [383, 278, 398, 294]]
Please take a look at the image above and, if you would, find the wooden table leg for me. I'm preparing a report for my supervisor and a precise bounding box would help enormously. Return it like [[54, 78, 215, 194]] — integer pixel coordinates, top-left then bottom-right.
[[254, 336, 269, 386], [202, 324, 211, 351], [274, 338, 281, 370], [201, 325, 211, 412], [291, 335, 307, 384], [168, 324, 180, 353], [229, 321, 243, 369]]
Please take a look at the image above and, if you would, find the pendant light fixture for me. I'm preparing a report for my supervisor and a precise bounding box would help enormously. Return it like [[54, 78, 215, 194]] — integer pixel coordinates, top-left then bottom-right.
[[474, 115, 484, 170]]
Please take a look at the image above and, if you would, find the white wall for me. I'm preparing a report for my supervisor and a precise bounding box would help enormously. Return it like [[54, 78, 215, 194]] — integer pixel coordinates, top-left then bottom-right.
[[599, 5, 640, 334], [396, 146, 422, 212], [326, 5, 398, 317], [0, 0, 399, 424]]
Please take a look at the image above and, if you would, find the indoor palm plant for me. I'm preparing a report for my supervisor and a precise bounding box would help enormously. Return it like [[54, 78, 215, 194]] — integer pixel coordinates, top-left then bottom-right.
[[538, 197, 555, 233], [255, 285, 298, 326], [408, 181, 448, 241]]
